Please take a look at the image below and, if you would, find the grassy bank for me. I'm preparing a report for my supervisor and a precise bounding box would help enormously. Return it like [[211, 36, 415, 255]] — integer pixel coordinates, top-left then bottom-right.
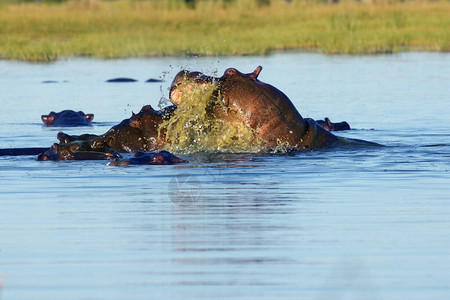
[[0, 0, 449, 62]]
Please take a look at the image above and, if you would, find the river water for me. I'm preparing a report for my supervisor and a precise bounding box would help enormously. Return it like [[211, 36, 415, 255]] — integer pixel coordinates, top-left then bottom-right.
[[0, 53, 449, 300]]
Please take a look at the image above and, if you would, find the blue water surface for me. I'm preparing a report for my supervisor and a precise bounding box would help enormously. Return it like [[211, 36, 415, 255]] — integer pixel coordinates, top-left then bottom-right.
[[0, 52, 449, 300]]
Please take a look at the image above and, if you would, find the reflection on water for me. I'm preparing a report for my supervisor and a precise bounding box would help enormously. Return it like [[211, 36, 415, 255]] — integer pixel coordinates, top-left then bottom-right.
[[0, 53, 450, 300]]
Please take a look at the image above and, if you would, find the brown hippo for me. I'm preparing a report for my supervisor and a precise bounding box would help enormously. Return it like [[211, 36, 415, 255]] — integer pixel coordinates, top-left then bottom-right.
[[169, 66, 371, 151], [41, 110, 94, 127], [37, 136, 121, 161], [37, 105, 176, 161], [170, 69, 351, 134], [102, 105, 175, 153], [316, 117, 351, 131], [31, 65, 377, 161]]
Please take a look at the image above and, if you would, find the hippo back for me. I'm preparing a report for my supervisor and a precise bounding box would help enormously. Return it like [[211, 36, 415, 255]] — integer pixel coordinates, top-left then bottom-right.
[[41, 110, 94, 127], [219, 67, 306, 148]]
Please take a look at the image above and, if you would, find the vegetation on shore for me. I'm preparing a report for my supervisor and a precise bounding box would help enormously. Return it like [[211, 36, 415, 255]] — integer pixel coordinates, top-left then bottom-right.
[[0, 0, 449, 62]]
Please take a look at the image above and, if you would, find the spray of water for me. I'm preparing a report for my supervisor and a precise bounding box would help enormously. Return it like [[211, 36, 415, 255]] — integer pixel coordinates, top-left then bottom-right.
[[158, 76, 262, 154]]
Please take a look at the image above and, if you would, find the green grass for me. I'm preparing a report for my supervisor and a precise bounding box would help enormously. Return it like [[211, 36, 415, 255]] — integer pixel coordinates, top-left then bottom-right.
[[0, 0, 449, 62]]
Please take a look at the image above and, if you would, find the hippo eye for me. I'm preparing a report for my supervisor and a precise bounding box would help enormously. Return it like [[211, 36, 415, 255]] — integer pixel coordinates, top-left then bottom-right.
[[92, 138, 105, 149], [106, 137, 114, 146], [70, 145, 80, 151], [225, 68, 237, 76]]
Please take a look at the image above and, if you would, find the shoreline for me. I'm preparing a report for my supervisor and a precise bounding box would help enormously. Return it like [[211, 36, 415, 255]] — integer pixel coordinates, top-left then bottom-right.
[[1, 0, 449, 62], [1, 50, 448, 64]]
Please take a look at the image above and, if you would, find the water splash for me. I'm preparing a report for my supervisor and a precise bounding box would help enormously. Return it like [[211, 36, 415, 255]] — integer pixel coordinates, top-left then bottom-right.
[[159, 76, 262, 154]]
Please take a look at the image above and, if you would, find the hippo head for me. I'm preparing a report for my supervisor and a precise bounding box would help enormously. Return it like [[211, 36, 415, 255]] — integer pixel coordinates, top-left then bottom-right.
[[316, 118, 351, 131], [101, 105, 174, 153], [107, 150, 187, 166], [168, 66, 307, 149], [41, 110, 94, 127], [169, 70, 219, 106], [37, 138, 121, 161]]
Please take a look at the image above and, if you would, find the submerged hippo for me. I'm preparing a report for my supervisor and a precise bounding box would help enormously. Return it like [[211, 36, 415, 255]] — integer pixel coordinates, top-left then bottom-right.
[[170, 66, 375, 151], [41, 110, 94, 127], [37, 135, 120, 161], [36, 106, 184, 163], [107, 151, 187, 166], [316, 117, 351, 131], [56, 105, 176, 153], [37, 105, 175, 161]]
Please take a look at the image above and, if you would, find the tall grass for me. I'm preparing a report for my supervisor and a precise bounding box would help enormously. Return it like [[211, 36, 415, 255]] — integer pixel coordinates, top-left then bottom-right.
[[0, 0, 449, 61]]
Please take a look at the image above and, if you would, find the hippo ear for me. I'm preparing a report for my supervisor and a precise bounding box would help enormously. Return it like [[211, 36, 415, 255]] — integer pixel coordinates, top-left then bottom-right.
[[325, 118, 334, 130], [249, 66, 262, 81], [130, 112, 139, 127], [57, 131, 68, 143], [84, 114, 94, 122], [41, 114, 54, 124]]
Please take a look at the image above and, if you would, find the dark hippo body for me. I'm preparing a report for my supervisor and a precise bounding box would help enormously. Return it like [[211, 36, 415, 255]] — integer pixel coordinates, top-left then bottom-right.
[[107, 151, 187, 166], [37, 105, 176, 161], [218, 66, 339, 150], [37, 135, 121, 161], [102, 105, 176, 152], [41, 110, 94, 127], [106, 78, 138, 83], [169, 66, 371, 151]]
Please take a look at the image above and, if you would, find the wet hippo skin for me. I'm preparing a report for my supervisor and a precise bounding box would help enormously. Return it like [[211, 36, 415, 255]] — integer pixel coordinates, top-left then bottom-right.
[[107, 151, 187, 166], [37, 105, 176, 161], [169, 66, 371, 151], [35, 65, 378, 161], [41, 110, 94, 127]]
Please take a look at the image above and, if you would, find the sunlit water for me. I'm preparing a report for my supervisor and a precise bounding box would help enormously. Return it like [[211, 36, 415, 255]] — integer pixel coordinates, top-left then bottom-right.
[[0, 53, 449, 300]]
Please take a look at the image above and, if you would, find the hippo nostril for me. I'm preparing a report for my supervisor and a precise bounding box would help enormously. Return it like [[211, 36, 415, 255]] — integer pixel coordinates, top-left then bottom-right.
[[169, 86, 177, 98], [37, 153, 47, 161]]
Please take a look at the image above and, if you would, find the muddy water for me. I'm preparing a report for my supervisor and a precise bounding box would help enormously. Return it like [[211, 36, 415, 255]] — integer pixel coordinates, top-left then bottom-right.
[[0, 53, 449, 300]]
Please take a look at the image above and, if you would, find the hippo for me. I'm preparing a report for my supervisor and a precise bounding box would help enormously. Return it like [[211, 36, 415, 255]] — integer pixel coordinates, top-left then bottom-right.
[[41, 110, 94, 127], [106, 78, 138, 83], [145, 78, 164, 83], [22, 65, 378, 162], [37, 147, 118, 161], [107, 151, 187, 166], [101, 105, 175, 152], [169, 66, 374, 151], [316, 117, 351, 131], [37, 105, 176, 161], [37, 135, 122, 161]]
